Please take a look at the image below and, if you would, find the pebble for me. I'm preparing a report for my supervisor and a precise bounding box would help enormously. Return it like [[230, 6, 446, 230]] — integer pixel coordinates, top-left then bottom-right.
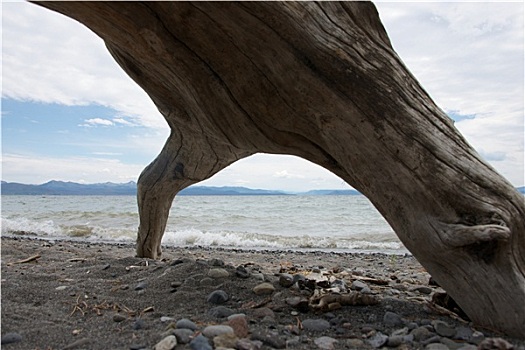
[[207, 290, 229, 304], [113, 314, 126, 323], [235, 266, 251, 279], [424, 344, 449, 350], [251, 307, 275, 319], [453, 326, 473, 341], [302, 318, 331, 332], [314, 336, 338, 349], [208, 268, 229, 279], [134, 281, 147, 291], [253, 282, 275, 295], [351, 280, 368, 291], [176, 318, 198, 331], [478, 337, 515, 350], [208, 258, 225, 266], [1, 332, 22, 345], [208, 306, 235, 319], [55, 285, 68, 291], [202, 325, 234, 338], [189, 334, 212, 350], [387, 335, 404, 347], [411, 285, 433, 294], [154, 335, 177, 350], [129, 344, 147, 350], [432, 320, 456, 338], [279, 273, 294, 287], [173, 328, 194, 344], [411, 326, 435, 341], [160, 316, 174, 323], [346, 338, 365, 348], [236, 338, 263, 350], [367, 332, 388, 348], [227, 315, 249, 338], [251, 331, 286, 349], [440, 337, 464, 350], [213, 333, 238, 348], [132, 318, 146, 330], [383, 311, 405, 327]]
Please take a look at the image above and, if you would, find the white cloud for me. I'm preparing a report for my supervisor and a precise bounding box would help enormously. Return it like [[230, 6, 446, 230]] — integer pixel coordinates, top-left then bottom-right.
[[2, 2, 166, 130], [1, 153, 144, 184], [82, 118, 114, 127], [272, 170, 305, 179]]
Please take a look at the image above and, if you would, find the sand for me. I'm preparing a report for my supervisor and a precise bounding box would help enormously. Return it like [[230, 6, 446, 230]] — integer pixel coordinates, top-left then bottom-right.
[[1, 236, 523, 350]]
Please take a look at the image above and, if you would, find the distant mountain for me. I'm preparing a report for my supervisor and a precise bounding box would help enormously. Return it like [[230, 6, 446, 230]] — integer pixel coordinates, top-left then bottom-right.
[[1, 180, 137, 195], [301, 189, 361, 196], [2, 181, 524, 196]]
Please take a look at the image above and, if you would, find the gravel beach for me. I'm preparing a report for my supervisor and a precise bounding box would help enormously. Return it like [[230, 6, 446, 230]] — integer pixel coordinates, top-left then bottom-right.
[[1, 236, 523, 349]]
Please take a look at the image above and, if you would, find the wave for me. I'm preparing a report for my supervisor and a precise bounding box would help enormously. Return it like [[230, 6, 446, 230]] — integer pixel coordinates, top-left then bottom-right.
[[2, 216, 406, 254]]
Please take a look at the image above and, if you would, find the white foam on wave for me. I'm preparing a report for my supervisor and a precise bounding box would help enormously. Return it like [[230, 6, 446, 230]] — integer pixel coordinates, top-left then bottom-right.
[[162, 228, 405, 253]]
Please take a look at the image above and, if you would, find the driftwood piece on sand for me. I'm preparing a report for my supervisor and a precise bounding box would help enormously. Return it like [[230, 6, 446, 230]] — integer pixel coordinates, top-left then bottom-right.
[[33, 2, 525, 337]]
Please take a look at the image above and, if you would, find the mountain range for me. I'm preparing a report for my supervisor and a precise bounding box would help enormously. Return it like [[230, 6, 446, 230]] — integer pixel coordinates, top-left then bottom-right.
[[2, 180, 523, 196], [0, 180, 361, 196]]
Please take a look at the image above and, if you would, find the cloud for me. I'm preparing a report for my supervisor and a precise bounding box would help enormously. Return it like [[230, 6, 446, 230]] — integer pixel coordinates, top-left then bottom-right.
[[81, 118, 114, 127], [2, 2, 166, 130], [272, 170, 305, 179], [1, 153, 145, 184]]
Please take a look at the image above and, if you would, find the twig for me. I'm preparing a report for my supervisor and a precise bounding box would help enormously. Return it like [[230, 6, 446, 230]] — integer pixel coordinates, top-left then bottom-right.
[[8, 254, 41, 265]]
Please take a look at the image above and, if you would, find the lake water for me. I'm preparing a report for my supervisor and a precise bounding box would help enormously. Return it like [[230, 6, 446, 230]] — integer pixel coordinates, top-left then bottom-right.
[[1, 195, 407, 254]]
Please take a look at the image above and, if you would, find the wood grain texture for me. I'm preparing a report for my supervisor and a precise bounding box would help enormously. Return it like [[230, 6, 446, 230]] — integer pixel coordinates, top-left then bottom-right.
[[33, 1, 525, 337]]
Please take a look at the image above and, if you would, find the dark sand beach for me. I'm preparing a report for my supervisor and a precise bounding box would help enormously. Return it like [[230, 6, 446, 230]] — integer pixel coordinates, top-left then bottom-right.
[[1, 236, 523, 349]]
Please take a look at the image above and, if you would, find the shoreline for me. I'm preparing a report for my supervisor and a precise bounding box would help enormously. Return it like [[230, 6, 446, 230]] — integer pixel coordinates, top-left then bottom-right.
[[1, 233, 411, 256], [2, 236, 523, 349]]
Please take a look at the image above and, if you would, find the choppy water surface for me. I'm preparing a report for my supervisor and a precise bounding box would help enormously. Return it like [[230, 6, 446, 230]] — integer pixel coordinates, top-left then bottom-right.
[[1, 195, 406, 254]]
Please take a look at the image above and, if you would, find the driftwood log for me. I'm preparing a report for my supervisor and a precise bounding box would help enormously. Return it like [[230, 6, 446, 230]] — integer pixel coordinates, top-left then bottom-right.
[[34, 2, 524, 337]]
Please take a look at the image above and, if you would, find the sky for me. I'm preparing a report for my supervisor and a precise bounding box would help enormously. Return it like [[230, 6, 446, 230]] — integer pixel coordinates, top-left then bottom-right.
[[1, 2, 523, 192]]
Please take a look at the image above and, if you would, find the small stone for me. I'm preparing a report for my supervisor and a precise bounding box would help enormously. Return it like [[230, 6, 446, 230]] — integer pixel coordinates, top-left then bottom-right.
[[387, 335, 404, 347], [456, 345, 478, 350], [440, 337, 464, 350], [314, 336, 338, 350], [279, 273, 294, 287], [113, 314, 126, 323], [202, 325, 234, 338], [253, 282, 275, 295], [252, 307, 274, 319], [153, 335, 177, 350], [199, 277, 214, 285], [346, 338, 365, 349], [129, 344, 147, 350], [411, 326, 435, 341], [235, 266, 250, 279], [469, 331, 485, 345], [213, 333, 238, 349], [208, 306, 235, 319], [170, 281, 183, 288], [189, 334, 212, 350], [292, 274, 306, 284], [227, 315, 249, 338], [227, 313, 246, 320], [135, 281, 147, 291], [56, 285, 68, 291], [432, 320, 456, 338], [132, 318, 146, 330], [102, 264, 111, 270], [411, 285, 433, 294], [173, 329, 194, 344], [302, 318, 331, 332], [422, 335, 441, 345], [367, 332, 388, 348], [478, 337, 514, 350], [383, 311, 405, 327], [160, 316, 174, 322], [351, 280, 368, 291], [207, 290, 229, 304], [236, 338, 263, 350], [1, 332, 22, 345], [251, 331, 286, 349], [209, 258, 225, 266], [453, 326, 473, 341], [176, 318, 198, 331], [424, 344, 449, 350], [208, 268, 229, 279]]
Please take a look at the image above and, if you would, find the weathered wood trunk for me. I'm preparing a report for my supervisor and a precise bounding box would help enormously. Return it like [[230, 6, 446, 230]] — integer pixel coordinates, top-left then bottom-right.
[[34, 1, 525, 337]]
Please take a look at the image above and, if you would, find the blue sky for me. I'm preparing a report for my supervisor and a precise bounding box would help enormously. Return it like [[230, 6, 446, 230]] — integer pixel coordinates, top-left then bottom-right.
[[1, 2, 524, 191]]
